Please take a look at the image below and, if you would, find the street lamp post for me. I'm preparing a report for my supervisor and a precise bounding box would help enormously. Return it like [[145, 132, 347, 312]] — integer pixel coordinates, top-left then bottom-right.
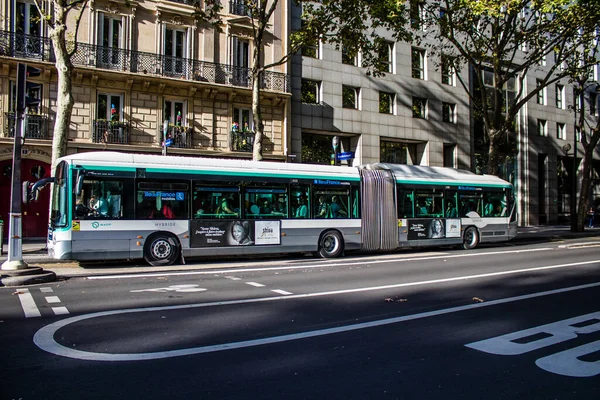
[[162, 120, 169, 156], [571, 86, 584, 232]]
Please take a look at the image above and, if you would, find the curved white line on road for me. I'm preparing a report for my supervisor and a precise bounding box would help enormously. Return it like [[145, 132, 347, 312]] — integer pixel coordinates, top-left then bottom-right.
[[34, 259, 600, 362], [87, 247, 553, 280]]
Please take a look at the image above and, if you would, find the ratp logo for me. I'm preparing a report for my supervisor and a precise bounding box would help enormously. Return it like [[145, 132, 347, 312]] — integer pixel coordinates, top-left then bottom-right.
[[91, 221, 112, 229], [91, 221, 99, 229]]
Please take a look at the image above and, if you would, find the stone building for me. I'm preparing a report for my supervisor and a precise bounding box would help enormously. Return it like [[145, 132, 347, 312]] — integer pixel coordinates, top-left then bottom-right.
[[0, 0, 291, 237]]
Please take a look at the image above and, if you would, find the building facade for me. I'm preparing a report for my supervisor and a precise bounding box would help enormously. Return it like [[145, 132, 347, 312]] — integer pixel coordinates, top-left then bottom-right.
[[0, 0, 292, 237]]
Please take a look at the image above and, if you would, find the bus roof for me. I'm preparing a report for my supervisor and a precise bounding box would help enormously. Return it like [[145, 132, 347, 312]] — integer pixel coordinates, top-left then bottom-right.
[[57, 152, 511, 188], [58, 151, 361, 181], [363, 163, 512, 188]]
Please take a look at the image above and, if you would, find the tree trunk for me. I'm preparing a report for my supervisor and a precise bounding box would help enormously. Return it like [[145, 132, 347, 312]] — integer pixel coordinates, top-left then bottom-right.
[[48, 13, 74, 173], [574, 131, 600, 232], [251, 45, 263, 161], [487, 130, 501, 176]]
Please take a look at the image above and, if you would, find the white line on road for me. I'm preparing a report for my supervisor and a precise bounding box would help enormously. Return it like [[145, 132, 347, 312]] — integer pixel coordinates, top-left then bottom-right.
[[17, 289, 41, 318], [87, 247, 554, 280], [46, 296, 61, 304], [52, 307, 70, 315], [40, 287, 53, 293], [271, 289, 293, 295], [33, 259, 600, 361], [246, 282, 265, 287], [224, 276, 242, 281]]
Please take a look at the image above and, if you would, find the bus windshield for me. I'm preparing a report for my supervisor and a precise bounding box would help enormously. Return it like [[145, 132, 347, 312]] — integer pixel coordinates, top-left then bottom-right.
[[50, 161, 68, 228]]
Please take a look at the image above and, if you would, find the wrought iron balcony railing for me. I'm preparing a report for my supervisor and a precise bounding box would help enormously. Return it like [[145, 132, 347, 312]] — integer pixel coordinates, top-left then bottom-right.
[[162, 125, 193, 149], [0, 30, 291, 93], [4, 113, 50, 139], [93, 120, 129, 144], [230, 129, 254, 153], [230, 0, 251, 16]]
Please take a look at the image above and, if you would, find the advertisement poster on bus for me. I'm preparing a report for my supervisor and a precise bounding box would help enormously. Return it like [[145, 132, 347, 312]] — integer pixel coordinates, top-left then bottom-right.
[[445, 218, 461, 238], [190, 220, 280, 247], [408, 219, 446, 240]]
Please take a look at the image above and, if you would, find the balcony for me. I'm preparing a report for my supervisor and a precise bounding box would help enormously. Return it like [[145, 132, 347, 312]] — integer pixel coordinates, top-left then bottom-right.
[[230, 129, 254, 153], [4, 113, 50, 139], [93, 120, 129, 144], [162, 125, 193, 149], [0, 30, 291, 93], [230, 1, 251, 16]]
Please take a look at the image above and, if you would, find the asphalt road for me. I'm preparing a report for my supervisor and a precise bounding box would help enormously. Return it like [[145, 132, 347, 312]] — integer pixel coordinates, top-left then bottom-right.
[[0, 237, 599, 399]]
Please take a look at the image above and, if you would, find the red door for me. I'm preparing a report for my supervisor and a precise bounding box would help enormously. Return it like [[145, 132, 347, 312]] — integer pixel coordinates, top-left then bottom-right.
[[0, 158, 51, 239]]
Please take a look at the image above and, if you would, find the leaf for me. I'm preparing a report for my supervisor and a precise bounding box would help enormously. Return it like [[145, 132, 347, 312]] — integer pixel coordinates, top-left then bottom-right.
[[472, 297, 485, 302]]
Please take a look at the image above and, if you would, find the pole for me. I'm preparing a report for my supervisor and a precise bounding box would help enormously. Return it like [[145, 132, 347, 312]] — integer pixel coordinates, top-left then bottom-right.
[[2, 63, 28, 270], [162, 120, 168, 156]]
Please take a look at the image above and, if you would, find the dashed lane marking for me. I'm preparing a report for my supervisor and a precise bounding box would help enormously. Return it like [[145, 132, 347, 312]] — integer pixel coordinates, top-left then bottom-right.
[[246, 282, 265, 287], [40, 287, 53, 293], [52, 307, 70, 316], [224, 276, 242, 281], [271, 289, 293, 295], [46, 296, 61, 304], [17, 289, 41, 318]]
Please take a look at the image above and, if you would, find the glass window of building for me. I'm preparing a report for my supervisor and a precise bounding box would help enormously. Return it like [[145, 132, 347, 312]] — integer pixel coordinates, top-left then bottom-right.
[[442, 102, 456, 123], [343, 86, 359, 109], [301, 80, 320, 104], [379, 92, 395, 114], [411, 47, 426, 79], [412, 97, 427, 119]]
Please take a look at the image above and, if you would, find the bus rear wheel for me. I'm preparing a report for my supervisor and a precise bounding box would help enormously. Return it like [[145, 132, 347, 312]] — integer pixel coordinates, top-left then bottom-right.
[[144, 233, 180, 266], [318, 230, 344, 258], [462, 226, 479, 250]]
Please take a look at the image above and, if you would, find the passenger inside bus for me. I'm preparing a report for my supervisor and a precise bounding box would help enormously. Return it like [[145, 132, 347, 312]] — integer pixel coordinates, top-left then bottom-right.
[[218, 195, 238, 217], [295, 196, 308, 218], [329, 195, 347, 218], [445, 201, 458, 218], [161, 202, 175, 219], [316, 195, 328, 218]]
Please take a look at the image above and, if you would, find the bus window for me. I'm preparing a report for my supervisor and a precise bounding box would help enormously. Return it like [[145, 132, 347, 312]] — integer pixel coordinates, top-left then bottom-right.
[[397, 189, 414, 218], [50, 161, 68, 228], [313, 188, 349, 219], [75, 178, 133, 219], [444, 191, 458, 218], [291, 185, 310, 219], [483, 192, 508, 217], [415, 190, 442, 217], [459, 192, 483, 217], [192, 185, 239, 219], [245, 187, 287, 218], [352, 187, 360, 218], [136, 181, 189, 219]]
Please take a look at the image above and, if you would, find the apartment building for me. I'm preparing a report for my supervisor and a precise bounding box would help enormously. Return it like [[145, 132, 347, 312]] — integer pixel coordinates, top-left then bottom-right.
[[0, 0, 291, 237]]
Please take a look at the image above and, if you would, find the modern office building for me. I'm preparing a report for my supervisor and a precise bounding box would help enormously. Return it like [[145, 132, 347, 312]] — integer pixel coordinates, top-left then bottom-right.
[[288, 3, 600, 227], [0, 0, 291, 237]]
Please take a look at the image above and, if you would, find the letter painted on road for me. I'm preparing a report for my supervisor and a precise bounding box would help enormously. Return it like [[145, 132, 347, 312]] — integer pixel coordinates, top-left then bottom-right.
[[466, 312, 600, 377]]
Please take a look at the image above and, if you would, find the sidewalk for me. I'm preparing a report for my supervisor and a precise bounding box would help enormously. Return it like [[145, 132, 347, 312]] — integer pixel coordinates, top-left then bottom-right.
[[1, 225, 600, 279]]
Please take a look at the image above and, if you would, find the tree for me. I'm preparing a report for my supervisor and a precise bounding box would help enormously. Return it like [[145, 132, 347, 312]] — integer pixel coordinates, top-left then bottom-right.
[[243, 0, 411, 160], [414, 0, 599, 177], [32, 1, 221, 171], [561, 12, 600, 231]]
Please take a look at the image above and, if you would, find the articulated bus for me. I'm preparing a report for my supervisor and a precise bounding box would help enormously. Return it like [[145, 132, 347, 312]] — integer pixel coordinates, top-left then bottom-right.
[[45, 152, 517, 265]]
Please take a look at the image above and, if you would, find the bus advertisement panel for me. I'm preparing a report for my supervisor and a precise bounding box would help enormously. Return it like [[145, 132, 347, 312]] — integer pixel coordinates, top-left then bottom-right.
[[190, 220, 280, 247]]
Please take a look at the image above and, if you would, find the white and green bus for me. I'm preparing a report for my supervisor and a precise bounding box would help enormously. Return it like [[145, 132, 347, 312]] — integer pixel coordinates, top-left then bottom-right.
[[45, 152, 517, 265]]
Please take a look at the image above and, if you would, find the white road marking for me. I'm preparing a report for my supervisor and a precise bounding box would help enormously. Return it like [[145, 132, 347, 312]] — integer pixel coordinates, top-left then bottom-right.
[[536, 340, 600, 377], [17, 289, 41, 318], [271, 289, 293, 295], [33, 260, 600, 362], [40, 287, 53, 293], [130, 284, 207, 293], [46, 296, 61, 304], [467, 312, 600, 377], [52, 307, 70, 316], [87, 247, 554, 280], [246, 282, 265, 287], [224, 276, 242, 281]]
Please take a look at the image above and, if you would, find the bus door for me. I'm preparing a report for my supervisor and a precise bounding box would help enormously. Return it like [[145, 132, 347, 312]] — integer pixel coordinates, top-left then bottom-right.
[[359, 168, 397, 251]]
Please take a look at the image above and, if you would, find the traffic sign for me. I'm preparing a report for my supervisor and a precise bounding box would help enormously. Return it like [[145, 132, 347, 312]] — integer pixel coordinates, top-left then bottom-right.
[[337, 151, 355, 161], [164, 138, 173, 147]]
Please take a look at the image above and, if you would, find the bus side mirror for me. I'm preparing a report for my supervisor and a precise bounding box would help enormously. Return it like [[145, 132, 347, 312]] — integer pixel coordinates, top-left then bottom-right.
[[76, 173, 84, 195]]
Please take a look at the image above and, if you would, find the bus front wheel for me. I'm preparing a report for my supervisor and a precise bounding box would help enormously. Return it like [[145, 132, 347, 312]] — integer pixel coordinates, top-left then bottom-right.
[[462, 227, 479, 250], [144, 233, 180, 266], [318, 230, 344, 258]]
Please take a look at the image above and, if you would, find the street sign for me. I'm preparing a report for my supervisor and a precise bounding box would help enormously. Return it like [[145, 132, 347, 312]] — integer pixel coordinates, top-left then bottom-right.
[[164, 138, 173, 147], [337, 151, 355, 161]]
